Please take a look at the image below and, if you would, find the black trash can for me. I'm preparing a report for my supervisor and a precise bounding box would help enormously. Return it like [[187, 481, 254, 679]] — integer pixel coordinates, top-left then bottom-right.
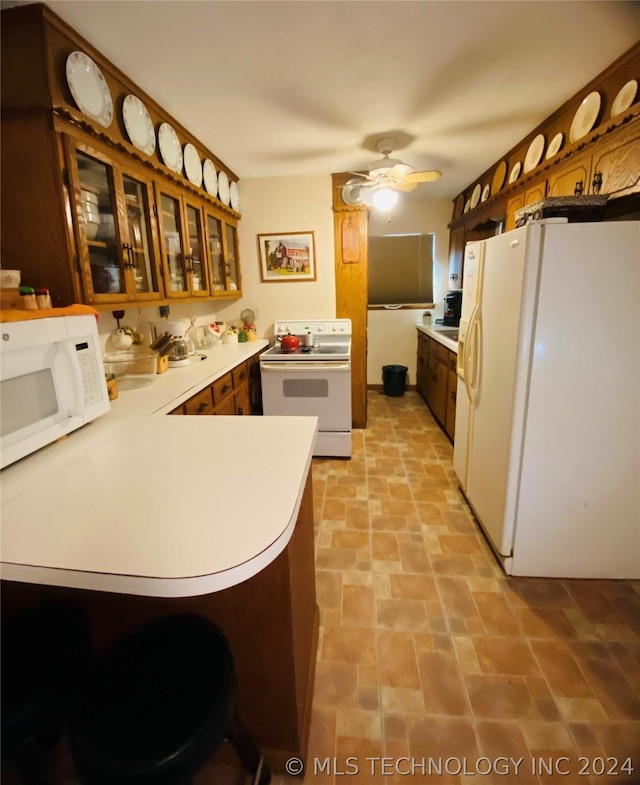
[[382, 365, 408, 397]]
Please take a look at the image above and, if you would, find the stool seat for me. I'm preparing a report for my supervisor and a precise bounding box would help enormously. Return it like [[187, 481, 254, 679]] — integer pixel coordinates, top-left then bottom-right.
[[69, 614, 269, 785]]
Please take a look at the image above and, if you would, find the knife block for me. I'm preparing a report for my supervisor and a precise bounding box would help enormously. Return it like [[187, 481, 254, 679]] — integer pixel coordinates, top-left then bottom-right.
[[156, 354, 169, 374]]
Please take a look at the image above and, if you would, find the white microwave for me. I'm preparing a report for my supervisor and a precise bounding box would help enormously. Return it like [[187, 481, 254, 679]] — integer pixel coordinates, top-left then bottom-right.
[[1, 315, 110, 469]]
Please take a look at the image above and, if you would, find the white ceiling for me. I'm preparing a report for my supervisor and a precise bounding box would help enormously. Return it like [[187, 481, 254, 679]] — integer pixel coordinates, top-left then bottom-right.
[[10, 1, 640, 200]]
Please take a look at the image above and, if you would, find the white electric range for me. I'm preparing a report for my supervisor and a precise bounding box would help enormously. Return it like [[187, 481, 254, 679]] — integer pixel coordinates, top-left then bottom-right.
[[260, 319, 352, 457]]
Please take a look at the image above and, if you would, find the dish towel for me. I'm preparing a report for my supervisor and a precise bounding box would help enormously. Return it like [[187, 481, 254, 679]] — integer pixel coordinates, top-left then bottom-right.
[[0, 304, 100, 323]]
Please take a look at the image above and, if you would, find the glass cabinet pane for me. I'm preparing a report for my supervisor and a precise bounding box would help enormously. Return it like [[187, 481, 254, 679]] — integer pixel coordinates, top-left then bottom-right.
[[122, 175, 159, 295], [185, 204, 206, 292], [76, 151, 123, 295], [206, 214, 225, 291], [225, 223, 239, 291], [160, 194, 187, 292]]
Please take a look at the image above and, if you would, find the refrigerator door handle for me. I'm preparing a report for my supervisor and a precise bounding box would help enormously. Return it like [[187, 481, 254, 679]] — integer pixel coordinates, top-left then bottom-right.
[[469, 313, 482, 398], [463, 304, 479, 403]]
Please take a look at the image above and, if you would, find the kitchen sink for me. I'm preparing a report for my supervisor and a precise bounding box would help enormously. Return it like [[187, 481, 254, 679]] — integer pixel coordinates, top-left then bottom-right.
[[434, 328, 459, 341]]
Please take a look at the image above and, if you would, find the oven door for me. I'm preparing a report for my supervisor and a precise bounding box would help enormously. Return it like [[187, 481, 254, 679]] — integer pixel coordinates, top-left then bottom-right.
[[260, 361, 351, 430]]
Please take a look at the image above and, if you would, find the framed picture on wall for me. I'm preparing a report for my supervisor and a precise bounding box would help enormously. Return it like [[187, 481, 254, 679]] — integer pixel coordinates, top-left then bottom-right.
[[257, 231, 317, 282]]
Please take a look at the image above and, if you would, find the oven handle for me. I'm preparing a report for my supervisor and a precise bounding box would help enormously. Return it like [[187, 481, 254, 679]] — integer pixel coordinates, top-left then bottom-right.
[[260, 361, 351, 371]]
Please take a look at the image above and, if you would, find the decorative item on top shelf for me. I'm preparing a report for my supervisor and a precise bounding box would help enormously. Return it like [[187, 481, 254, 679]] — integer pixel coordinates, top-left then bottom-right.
[[257, 231, 316, 282], [524, 134, 545, 173], [508, 161, 522, 184], [545, 132, 564, 160], [183, 143, 203, 187], [569, 91, 601, 143], [217, 171, 230, 205], [469, 183, 481, 209], [158, 123, 183, 173], [122, 94, 155, 155], [491, 160, 508, 194], [202, 159, 217, 196], [66, 51, 113, 128], [229, 181, 241, 213], [610, 79, 638, 119]]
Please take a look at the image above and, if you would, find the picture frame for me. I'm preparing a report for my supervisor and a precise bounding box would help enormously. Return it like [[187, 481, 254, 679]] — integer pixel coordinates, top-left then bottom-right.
[[257, 231, 317, 282]]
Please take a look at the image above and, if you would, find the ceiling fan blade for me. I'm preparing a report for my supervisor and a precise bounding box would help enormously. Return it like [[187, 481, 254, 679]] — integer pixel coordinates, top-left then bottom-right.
[[394, 181, 419, 192], [404, 170, 442, 184]]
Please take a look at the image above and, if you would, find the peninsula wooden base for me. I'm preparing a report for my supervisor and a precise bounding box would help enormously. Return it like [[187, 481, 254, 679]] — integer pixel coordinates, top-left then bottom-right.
[[1, 472, 318, 775]]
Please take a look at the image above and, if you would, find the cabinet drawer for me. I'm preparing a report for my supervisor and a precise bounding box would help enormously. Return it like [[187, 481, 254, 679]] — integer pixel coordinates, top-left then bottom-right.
[[184, 387, 214, 415], [234, 382, 250, 416], [232, 362, 249, 387], [212, 372, 234, 404]]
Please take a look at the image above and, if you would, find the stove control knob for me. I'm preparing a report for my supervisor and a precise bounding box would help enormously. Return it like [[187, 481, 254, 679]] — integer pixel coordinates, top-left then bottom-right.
[[317, 325, 324, 332]]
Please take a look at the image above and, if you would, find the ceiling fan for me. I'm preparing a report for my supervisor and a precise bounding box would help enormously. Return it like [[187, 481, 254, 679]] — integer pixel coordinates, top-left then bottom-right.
[[342, 138, 442, 209]]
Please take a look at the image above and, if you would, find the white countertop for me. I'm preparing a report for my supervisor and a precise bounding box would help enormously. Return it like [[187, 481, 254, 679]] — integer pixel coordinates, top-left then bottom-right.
[[1, 340, 320, 597], [416, 323, 459, 353]]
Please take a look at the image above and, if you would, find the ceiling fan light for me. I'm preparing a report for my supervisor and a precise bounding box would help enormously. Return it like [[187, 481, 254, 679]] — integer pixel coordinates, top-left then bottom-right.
[[371, 186, 399, 211]]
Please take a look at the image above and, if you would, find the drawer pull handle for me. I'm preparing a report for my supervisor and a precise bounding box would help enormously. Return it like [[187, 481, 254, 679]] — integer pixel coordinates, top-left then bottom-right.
[[196, 402, 208, 414]]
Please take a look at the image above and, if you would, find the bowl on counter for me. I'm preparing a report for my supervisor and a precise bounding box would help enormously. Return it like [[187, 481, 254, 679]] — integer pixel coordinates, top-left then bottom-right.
[[103, 350, 158, 390]]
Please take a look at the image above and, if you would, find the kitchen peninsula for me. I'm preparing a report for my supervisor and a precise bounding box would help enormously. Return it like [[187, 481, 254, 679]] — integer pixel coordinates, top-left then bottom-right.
[[1, 338, 319, 770]]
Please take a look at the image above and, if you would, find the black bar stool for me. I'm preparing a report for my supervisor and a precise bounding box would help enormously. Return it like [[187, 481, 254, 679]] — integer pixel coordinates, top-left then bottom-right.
[[1, 604, 91, 785], [68, 613, 271, 785]]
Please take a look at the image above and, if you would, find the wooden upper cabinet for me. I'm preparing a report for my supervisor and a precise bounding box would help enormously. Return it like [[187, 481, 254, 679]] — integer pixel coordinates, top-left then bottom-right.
[[64, 134, 163, 304], [547, 151, 593, 198], [590, 119, 640, 198]]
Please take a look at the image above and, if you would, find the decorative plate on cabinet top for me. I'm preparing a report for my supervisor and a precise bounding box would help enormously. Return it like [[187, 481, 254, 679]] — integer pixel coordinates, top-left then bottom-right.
[[569, 91, 601, 143], [158, 123, 183, 173], [463, 199, 471, 213], [523, 133, 545, 173], [183, 143, 202, 187], [122, 95, 155, 155], [66, 51, 113, 128], [218, 171, 230, 205], [491, 161, 507, 194], [545, 132, 564, 160], [229, 181, 241, 213], [203, 159, 218, 196], [470, 183, 482, 209], [610, 79, 638, 119], [481, 184, 490, 202], [508, 161, 522, 184]]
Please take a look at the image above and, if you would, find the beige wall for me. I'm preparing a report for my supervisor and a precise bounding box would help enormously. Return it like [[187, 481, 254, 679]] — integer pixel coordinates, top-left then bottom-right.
[[367, 193, 452, 385]]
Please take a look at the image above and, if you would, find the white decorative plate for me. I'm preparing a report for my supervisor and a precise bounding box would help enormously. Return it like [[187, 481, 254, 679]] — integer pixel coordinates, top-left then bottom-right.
[[610, 79, 638, 119], [481, 184, 490, 202], [463, 199, 471, 214], [545, 132, 564, 160], [203, 159, 217, 196], [508, 161, 522, 184], [183, 143, 202, 187], [122, 94, 155, 155], [218, 171, 230, 205], [229, 181, 241, 212], [491, 161, 507, 194], [158, 123, 183, 173], [569, 91, 601, 143], [66, 51, 113, 128], [470, 183, 482, 209], [524, 133, 545, 173]]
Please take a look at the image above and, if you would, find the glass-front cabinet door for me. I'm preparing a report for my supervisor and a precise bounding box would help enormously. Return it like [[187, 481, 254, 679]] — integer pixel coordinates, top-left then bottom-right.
[[157, 187, 209, 298], [65, 136, 163, 303], [158, 191, 189, 297], [185, 202, 209, 297], [205, 211, 241, 297]]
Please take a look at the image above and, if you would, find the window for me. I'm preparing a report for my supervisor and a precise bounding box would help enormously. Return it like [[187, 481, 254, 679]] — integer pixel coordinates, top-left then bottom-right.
[[368, 233, 434, 306]]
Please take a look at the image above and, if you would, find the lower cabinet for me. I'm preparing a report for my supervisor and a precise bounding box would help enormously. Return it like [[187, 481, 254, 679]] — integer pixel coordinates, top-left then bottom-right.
[[416, 331, 457, 442], [169, 356, 259, 416]]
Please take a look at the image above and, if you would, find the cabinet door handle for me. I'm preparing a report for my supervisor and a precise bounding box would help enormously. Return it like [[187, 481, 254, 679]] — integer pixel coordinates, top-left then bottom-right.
[[574, 180, 584, 196], [221, 383, 231, 394], [592, 171, 603, 194], [196, 401, 208, 414], [451, 390, 456, 402]]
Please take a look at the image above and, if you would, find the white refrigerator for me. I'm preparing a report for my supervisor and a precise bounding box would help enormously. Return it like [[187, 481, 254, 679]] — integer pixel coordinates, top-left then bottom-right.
[[453, 218, 640, 579]]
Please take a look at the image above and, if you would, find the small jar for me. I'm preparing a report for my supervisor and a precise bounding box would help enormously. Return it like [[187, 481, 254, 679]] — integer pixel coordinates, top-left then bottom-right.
[[35, 288, 52, 309], [422, 310, 432, 325], [19, 286, 37, 310]]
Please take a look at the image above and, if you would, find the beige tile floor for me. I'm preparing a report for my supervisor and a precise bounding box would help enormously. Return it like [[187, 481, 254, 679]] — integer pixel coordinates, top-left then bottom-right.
[[272, 391, 640, 785]]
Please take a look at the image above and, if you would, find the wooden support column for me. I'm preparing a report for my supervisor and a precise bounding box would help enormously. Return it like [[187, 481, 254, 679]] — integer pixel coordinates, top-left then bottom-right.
[[332, 172, 368, 429]]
